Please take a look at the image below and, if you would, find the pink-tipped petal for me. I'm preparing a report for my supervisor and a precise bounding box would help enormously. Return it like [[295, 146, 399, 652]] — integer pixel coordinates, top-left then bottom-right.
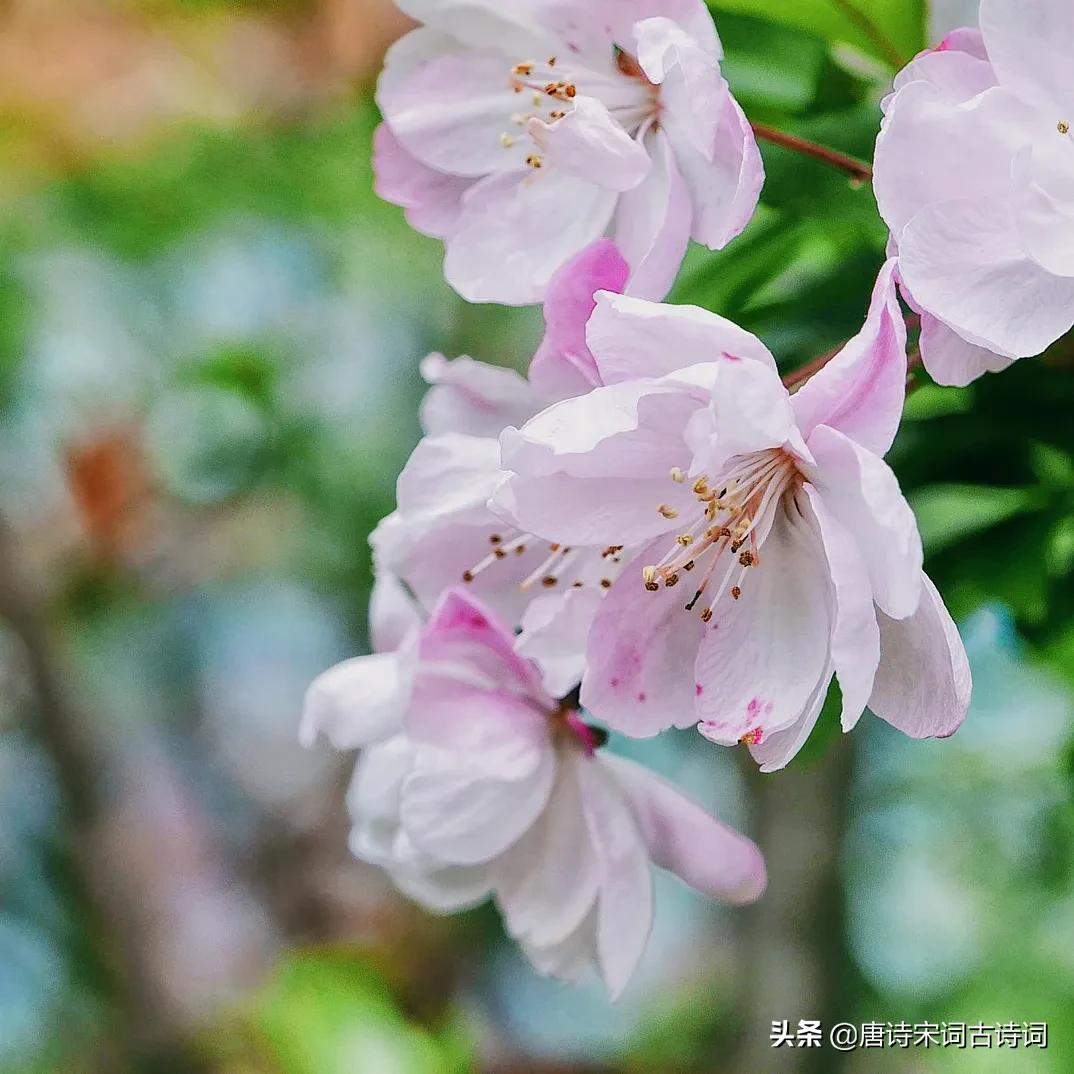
[[603, 754, 766, 903]]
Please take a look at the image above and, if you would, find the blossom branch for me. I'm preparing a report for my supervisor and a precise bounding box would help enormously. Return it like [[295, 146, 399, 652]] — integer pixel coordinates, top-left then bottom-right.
[[751, 122, 874, 184], [828, 0, 908, 70], [784, 314, 922, 391]]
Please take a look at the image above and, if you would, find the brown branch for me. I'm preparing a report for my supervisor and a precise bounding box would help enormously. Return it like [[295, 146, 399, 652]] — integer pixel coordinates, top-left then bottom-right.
[[751, 122, 873, 184], [828, 0, 908, 70]]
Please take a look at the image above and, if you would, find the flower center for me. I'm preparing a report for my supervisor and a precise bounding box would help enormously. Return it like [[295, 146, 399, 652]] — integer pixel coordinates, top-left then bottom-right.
[[500, 52, 659, 168], [643, 450, 801, 621], [461, 530, 623, 592]]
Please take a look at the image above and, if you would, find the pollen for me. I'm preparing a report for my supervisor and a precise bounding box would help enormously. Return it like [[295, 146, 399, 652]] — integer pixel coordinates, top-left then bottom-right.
[[642, 565, 657, 585], [693, 477, 709, 496], [739, 550, 756, 567], [670, 467, 686, 483], [526, 154, 543, 168], [677, 534, 693, 546], [658, 504, 679, 519], [1060, 120, 1070, 134]]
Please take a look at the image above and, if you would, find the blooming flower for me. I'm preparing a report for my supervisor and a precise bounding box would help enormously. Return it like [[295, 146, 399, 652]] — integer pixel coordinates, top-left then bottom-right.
[[874, 0, 1074, 385], [493, 262, 971, 770], [302, 587, 766, 996], [374, 0, 763, 304], [373, 241, 631, 695]]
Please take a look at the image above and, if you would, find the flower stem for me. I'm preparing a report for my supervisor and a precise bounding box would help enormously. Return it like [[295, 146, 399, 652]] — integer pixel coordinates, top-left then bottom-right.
[[751, 122, 874, 184]]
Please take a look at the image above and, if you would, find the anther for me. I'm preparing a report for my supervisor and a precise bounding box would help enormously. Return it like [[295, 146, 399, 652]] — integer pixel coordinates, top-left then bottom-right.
[[645, 581, 660, 592], [494, 548, 507, 560], [693, 477, 708, 495], [677, 534, 694, 546], [739, 550, 756, 567], [665, 573, 680, 588], [683, 560, 695, 571], [514, 544, 526, 555], [565, 84, 577, 97], [701, 608, 713, 623], [489, 534, 502, 545], [549, 543, 561, 552], [1060, 121, 1070, 134], [731, 585, 742, 601], [600, 578, 613, 589], [542, 577, 558, 588], [513, 62, 534, 76], [642, 566, 657, 585], [526, 154, 543, 168], [462, 570, 475, 583], [658, 504, 679, 519], [500, 133, 515, 148], [670, 467, 686, 483]]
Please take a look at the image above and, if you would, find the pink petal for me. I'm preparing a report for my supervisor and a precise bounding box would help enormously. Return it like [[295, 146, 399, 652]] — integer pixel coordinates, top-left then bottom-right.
[[869, 572, 971, 738], [615, 130, 693, 301], [373, 124, 473, 239], [401, 736, 557, 865], [419, 353, 542, 437], [803, 485, 880, 732], [378, 37, 532, 177], [887, 40, 996, 106], [581, 540, 706, 737], [586, 291, 775, 386], [918, 313, 1016, 386], [300, 649, 412, 749], [444, 170, 617, 304], [694, 507, 833, 746], [875, 83, 1030, 242], [664, 84, 763, 250], [603, 754, 766, 903], [899, 196, 1074, 358], [492, 758, 600, 949], [980, 0, 1074, 113], [791, 259, 907, 457], [528, 240, 629, 399], [529, 96, 652, 192], [369, 571, 422, 654], [805, 425, 923, 620], [746, 667, 832, 773], [575, 755, 653, 999], [517, 586, 603, 698], [1014, 132, 1074, 278]]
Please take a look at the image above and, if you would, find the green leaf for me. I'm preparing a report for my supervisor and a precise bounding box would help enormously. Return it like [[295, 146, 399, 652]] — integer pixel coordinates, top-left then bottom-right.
[[255, 951, 470, 1074], [709, 0, 926, 68], [908, 484, 1041, 555]]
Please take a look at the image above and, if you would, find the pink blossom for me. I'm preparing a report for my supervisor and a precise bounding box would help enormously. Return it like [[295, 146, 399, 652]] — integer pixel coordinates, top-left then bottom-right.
[[302, 588, 766, 996], [875, 0, 1074, 385], [373, 242, 630, 695], [374, 0, 763, 304], [493, 262, 971, 770]]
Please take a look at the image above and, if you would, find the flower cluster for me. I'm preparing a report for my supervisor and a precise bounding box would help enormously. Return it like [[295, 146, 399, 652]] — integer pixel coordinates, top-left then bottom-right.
[[302, 0, 1068, 995]]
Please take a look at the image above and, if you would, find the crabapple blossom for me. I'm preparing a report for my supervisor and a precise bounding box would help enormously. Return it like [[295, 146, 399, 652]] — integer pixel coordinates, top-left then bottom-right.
[[493, 261, 971, 770], [302, 587, 766, 996], [875, 0, 1074, 385], [374, 0, 763, 304], [372, 241, 631, 695]]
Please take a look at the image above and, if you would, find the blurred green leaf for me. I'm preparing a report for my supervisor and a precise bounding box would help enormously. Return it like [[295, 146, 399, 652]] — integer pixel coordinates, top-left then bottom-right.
[[709, 0, 925, 67], [256, 951, 472, 1074], [909, 485, 1042, 555]]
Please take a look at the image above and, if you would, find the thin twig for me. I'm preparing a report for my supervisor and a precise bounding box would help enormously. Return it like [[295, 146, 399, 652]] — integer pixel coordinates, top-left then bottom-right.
[[751, 122, 874, 184], [783, 325, 924, 392], [828, 0, 908, 70]]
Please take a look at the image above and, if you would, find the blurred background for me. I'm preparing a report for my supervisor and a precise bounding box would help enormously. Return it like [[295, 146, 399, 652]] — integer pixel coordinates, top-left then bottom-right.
[[1, 1, 1074, 1071]]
